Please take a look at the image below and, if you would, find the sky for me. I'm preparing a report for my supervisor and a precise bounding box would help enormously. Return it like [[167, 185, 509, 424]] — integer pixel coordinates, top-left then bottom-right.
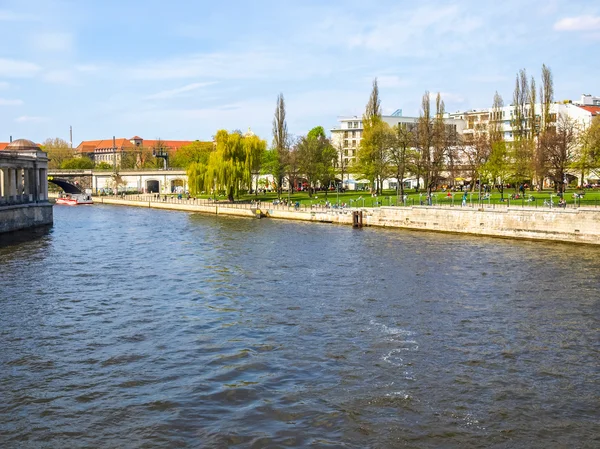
[[0, 0, 599, 145]]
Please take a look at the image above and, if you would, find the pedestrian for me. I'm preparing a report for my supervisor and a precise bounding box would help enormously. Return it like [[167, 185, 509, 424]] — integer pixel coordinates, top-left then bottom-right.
[[462, 192, 467, 207]]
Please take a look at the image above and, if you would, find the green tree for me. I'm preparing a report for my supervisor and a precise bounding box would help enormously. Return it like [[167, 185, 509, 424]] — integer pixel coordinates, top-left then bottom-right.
[[42, 137, 74, 169], [575, 116, 600, 185], [354, 78, 391, 194], [61, 157, 95, 169], [271, 93, 290, 198], [296, 126, 337, 198], [171, 141, 214, 169], [95, 162, 112, 170], [200, 130, 266, 201], [482, 92, 510, 200]]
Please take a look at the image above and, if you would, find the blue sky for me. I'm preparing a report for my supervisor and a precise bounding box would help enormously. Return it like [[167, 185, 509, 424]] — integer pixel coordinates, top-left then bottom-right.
[[0, 0, 599, 145]]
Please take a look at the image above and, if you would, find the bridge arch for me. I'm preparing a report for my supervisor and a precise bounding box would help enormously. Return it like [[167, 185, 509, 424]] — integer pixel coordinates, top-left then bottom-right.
[[145, 179, 160, 193], [47, 177, 83, 194]]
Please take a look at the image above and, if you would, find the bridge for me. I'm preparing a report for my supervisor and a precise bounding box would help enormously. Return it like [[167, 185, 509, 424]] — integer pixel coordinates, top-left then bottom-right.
[[0, 139, 53, 233], [47, 169, 188, 194]]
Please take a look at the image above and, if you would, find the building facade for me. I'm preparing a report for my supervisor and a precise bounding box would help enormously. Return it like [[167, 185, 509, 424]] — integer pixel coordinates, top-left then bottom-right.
[[75, 136, 197, 167], [330, 111, 465, 189]]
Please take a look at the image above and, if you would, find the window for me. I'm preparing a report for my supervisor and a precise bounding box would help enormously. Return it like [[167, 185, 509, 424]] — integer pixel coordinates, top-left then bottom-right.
[[352, 140, 356, 147], [344, 131, 349, 138], [352, 131, 356, 137], [344, 149, 348, 156], [344, 139, 348, 147]]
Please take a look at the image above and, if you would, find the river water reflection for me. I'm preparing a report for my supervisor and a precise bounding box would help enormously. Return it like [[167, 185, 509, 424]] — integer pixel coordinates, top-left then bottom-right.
[[1, 205, 598, 448]]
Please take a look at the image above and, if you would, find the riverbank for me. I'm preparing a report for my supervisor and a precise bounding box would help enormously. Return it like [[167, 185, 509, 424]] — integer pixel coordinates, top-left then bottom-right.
[[82, 194, 600, 245]]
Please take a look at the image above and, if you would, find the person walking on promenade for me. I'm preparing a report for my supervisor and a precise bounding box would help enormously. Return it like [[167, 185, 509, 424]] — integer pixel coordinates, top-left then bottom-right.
[[462, 192, 467, 207]]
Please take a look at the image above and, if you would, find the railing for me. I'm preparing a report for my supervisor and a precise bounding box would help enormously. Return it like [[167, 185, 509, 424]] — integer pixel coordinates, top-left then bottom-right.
[[101, 193, 600, 211]]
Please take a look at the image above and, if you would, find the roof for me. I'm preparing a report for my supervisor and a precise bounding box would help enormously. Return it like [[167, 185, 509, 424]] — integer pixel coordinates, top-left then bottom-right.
[[75, 137, 197, 153], [0, 139, 41, 151], [577, 105, 600, 116]]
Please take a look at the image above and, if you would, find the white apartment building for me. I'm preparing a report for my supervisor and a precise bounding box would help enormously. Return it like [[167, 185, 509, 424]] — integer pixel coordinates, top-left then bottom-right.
[[330, 110, 466, 189], [450, 98, 598, 142]]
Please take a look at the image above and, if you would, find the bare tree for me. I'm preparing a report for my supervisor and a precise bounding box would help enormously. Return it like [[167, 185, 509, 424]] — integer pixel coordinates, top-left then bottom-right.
[[389, 123, 416, 201], [414, 91, 433, 192], [541, 113, 579, 194], [511, 69, 532, 189]]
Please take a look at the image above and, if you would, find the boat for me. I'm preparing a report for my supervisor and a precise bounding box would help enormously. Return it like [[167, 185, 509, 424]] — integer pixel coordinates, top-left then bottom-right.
[[55, 193, 94, 205]]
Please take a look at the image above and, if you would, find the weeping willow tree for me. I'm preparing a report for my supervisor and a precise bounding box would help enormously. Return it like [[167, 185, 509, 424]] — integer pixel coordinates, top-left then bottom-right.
[[189, 130, 266, 201]]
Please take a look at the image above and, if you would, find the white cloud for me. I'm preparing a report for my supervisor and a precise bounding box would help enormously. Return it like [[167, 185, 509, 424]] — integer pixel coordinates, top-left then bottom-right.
[[29, 32, 73, 52], [323, 5, 484, 56], [439, 92, 465, 104], [0, 10, 37, 21], [15, 115, 48, 123], [554, 16, 600, 31], [377, 76, 411, 88], [43, 70, 77, 84], [0, 58, 40, 78], [144, 82, 217, 100], [124, 50, 320, 81], [75, 64, 100, 72], [0, 98, 23, 106]]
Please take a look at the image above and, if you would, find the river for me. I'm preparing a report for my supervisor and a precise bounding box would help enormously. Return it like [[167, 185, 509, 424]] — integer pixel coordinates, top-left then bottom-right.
[[1, 205, 598, 448]]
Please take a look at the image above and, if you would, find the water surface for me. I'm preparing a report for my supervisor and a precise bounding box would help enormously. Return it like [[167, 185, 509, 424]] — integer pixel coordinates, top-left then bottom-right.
[[1, 205, 598, 448]]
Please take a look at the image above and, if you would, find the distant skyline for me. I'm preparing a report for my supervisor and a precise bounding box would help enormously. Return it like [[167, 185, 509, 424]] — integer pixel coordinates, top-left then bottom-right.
[[0, 0, 599, 144]]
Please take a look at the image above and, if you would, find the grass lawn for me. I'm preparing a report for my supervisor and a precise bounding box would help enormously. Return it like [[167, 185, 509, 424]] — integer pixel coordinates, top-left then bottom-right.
[[188, 187, 600, 208]]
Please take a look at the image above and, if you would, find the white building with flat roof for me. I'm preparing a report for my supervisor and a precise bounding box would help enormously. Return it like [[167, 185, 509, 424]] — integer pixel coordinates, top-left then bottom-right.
[[330, 110, 465, 189]]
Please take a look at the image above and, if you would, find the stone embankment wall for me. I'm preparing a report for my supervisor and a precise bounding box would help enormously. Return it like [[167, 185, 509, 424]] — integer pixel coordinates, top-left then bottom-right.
[[0, 203, 53, 234], [94, 196, 600, 245]]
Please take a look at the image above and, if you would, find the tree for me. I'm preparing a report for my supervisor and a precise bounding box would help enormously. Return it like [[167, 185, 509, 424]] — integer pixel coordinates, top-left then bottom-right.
[[414, 91, 434, 192], [198, 130, 266, 201], [271, 93, 290, 198], [365, 78, 381, 120], [171, 141, 214, 169], [482, 92, 510, 200], [389, 122, 417, 201], [42, 137, 74, 169], [354, 119, 393, 195], [541, 113, 579, 193], [60, 157, 95, 169], [575, 116, 600, 185], [296, 126, 337, 197], [510, 69, 533, 188], [354, 78, 390, 194], [429, 93, 453, 193]]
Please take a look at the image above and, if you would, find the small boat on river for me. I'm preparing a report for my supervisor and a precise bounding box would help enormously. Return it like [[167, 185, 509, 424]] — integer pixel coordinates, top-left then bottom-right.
[[55, 193, 94, 205]]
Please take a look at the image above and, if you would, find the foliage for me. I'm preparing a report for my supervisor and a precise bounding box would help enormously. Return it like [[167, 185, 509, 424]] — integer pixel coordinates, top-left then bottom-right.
[[171, 141, 214, 168], [60, 157, 95, 169], [271, 93, 290, 197], [95, 162, 112, 170], [42, 137, 74, 169], [188, 130, 266, 201], [354, 117, 394, 194], [296, 126, 337, 197]]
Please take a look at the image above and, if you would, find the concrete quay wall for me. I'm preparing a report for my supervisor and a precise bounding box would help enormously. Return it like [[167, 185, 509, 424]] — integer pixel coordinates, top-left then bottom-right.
[[0, 203, 53, 234], [95, 197, 600, 245]]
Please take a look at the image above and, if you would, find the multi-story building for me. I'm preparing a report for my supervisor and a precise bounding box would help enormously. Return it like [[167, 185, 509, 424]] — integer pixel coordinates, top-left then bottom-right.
[[330, 110, 465, 188], [450, 95, 599, 143], [76, 136, 197, 167]]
